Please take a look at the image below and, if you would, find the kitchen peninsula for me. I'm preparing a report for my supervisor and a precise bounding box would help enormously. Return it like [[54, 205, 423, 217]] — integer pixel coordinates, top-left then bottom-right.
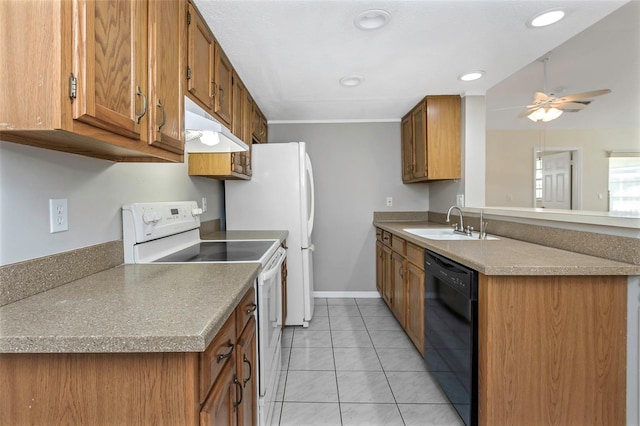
[[375, 218, 637, 426]]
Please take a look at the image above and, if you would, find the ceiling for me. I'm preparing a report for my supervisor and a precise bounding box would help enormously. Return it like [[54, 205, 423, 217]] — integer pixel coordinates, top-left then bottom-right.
[[193, 0, 634, 124]]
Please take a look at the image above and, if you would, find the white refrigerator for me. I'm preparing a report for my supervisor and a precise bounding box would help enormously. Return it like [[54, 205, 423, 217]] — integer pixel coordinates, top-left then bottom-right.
[[225, 142, 315, 326]]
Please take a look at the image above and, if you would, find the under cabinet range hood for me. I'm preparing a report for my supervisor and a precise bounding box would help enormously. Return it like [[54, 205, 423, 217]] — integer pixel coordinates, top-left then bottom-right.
[[184, 97, 248, 153]]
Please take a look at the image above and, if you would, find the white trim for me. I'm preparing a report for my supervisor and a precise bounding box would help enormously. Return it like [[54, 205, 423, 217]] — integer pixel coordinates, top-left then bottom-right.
[[268, 119, 401, 124], [314, 291, 381, 299]]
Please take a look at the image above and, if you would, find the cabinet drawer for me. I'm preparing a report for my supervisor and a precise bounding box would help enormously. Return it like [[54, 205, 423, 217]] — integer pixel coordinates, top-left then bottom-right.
[[406, 242, 424, 269], [200, 313, 236, 403], [391, 235, 406, 254], [376, 228, 382, 242], [236, 286, 257, 337]]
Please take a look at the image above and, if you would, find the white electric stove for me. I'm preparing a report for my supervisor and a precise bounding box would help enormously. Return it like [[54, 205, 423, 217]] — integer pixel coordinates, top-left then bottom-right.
[[122, 201, 284, 426]]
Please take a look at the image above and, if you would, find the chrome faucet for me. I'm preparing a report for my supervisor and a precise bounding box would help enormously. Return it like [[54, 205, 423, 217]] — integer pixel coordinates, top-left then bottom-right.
[[478, 209, 489, 239], [446, 206, 473, 235]]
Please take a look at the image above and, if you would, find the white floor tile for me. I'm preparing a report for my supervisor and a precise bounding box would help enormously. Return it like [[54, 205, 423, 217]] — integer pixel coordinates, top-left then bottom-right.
[[355, 297, 385, 306], [279, 402, 342, 426], [398, 403, 465, 426], [292, 329, 332, 348], [326, 297, 357, 305], [363, 315, 403, 331], [288, 347, 335, 371], [284, 370, 339, 402], [333, 347, 382, 371], [329, 315, 366, 331], [369, 330, 415, 349], [376, 347, 428, 371], [313, 304, 329, 317], [386, 371, 449, 404], [336, 371, 395, 403], [328, 305, 361, 317], [358, 304, 394, 317], [306, 315, 331, 331], [341, 403, 404, 426], [331, 330, 373, 348]]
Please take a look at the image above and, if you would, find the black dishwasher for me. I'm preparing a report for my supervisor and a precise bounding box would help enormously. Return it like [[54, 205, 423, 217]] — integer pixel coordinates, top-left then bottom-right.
[[424, 249, 478, 426]]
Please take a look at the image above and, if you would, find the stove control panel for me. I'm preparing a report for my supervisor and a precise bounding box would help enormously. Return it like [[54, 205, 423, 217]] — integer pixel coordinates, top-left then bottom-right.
[[122, 201, 200, 245]]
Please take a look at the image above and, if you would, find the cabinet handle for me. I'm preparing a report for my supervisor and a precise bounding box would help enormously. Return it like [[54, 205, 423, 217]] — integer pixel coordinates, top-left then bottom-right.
[[246, 303, 257, 314], [135, 86, 147, 124], [234, 376, 243, 409], [216, 340, 234, 363], [219, 86, 225, 103], [243, 354, 252, 385], [211, 80, 216, 99], [156, 99, 166, 131]]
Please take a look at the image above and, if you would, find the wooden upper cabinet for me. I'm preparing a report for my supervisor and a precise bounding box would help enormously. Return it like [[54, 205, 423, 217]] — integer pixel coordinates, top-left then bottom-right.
[[401, 115, 413, 182], [0, 0, 182, 162], [148, 0, 184, 154], [252, 104, 268, 144], [186, 2, 214, 111], [402, 95, 461, 182], [214, 44, 233, 128], [73, 0, 147, 140]]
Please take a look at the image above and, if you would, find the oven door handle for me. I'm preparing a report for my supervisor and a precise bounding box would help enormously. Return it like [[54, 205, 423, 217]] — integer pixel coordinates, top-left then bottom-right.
[[260, 247, 286, 281]]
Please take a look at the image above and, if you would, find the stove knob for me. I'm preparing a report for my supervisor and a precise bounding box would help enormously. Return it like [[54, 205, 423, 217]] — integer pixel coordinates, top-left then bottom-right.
[[143, 212, 160, 224]]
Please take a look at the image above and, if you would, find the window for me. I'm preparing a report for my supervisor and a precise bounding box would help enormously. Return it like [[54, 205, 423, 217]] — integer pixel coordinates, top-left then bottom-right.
[[608, 153, 640, 216]]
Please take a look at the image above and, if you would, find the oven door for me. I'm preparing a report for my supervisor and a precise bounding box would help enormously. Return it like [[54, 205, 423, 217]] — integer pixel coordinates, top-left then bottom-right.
[[257, 247, 286, 398]]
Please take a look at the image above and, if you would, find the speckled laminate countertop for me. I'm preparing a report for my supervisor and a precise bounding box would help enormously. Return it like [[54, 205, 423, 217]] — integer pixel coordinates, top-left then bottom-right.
[[0, 263, 261, 353], [375, 221, 640, 275]]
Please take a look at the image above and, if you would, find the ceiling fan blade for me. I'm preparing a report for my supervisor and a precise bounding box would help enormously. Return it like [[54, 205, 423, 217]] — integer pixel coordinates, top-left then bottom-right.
[[518, 107, 538, 118], [553, 102, 587, 110], [558, 89, 611, 102], [533, 92, 549, 102]]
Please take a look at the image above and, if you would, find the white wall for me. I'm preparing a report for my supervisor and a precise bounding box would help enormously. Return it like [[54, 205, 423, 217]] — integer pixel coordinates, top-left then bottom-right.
[[268, 122, 429, 293], [0, 141, 224, 265]]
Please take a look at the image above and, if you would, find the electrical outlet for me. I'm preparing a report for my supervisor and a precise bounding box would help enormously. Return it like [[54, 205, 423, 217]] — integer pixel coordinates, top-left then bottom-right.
[[456, 194, 464, 207], [386, 197, 393, 207], [202, 197, 208, 213], [49, 198, 68, 233]]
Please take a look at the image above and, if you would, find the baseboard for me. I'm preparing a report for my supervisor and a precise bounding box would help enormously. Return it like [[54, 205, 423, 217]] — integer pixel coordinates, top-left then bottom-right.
[[313, 291, 381, 299]]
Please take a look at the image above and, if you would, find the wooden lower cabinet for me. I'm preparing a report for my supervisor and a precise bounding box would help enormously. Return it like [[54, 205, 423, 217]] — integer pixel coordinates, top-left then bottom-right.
[[375, 228, 424, 354], [201, 359, 239, 426], [478, 274, 627, 426], [0, 287, 258, 426]]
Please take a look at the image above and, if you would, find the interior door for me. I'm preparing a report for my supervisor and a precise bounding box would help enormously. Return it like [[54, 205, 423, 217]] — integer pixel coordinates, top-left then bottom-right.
[[541, 151, 572, 209]]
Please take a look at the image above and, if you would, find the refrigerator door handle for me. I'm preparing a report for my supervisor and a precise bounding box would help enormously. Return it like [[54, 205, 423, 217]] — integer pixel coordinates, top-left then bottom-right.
[[305, 153, 315, 238], [303, 244, 315, 252]]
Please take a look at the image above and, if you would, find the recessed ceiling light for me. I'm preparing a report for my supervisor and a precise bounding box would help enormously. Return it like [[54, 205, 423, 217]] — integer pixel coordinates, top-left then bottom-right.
[[339, 75, 364, 87], [354, 9, 391, 31], [527, 9, 566, 28], [458, 71, 485, 82]]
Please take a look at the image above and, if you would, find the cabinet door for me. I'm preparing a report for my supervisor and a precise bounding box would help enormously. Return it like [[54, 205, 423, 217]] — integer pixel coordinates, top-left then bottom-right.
[[200, 360, 239, 426], [186, 2, 214, 111], [237, 317, 257, 426], [411, 103, 427, 179], [148, 0, 183, 153], [401, 115, 413, 182], [73, 0, 147, 140], [376, 241, 385, 297], [405, 262, 425, 355], [382, 245, 393, 307], [391, 251, 406, 326], [214, 44, 233, 127], [425, 96, 461, 179]]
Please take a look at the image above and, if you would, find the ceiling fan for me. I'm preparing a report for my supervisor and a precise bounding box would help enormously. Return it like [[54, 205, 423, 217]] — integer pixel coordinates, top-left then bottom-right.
[[518, 55, 611, 122]]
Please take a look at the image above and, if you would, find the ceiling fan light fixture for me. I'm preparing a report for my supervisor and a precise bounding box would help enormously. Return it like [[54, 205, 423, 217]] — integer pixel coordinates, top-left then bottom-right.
[[458, 71, 485, 82], [528, 9, 566, 28], [527, 107, 563, 122], [354, 9, 391, 30]]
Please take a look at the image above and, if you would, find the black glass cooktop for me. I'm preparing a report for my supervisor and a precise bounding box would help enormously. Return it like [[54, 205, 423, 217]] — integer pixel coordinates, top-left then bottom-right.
[[154, 240, 276, 263]]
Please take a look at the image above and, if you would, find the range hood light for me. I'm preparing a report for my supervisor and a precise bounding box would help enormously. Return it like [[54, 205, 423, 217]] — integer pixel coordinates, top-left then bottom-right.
[[184, 97, 248, 153]]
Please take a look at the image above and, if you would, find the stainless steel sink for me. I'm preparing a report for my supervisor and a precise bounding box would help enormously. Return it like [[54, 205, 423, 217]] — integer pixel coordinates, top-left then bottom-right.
[[403, 228, 499, 241]]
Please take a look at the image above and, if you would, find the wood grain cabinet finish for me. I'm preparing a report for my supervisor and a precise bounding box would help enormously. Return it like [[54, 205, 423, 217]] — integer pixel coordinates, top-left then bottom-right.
[[0, 0, 183, 162], [404, 243, 424, 355], [0, 287, 258, 426], [186, 1, 214, 111], [478, 274, 626, 426], [401, 95, 461, 182], [390, 250, 406, 326], [213, 44, 233, 128]]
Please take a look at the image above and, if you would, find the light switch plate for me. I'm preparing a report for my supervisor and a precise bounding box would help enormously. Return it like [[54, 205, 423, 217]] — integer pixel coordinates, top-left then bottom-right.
[[49, 198, 68, 233]]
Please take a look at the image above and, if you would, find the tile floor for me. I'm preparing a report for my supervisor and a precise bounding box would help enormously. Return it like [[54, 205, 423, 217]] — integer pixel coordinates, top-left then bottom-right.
[[272, 297, 465, 426]]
